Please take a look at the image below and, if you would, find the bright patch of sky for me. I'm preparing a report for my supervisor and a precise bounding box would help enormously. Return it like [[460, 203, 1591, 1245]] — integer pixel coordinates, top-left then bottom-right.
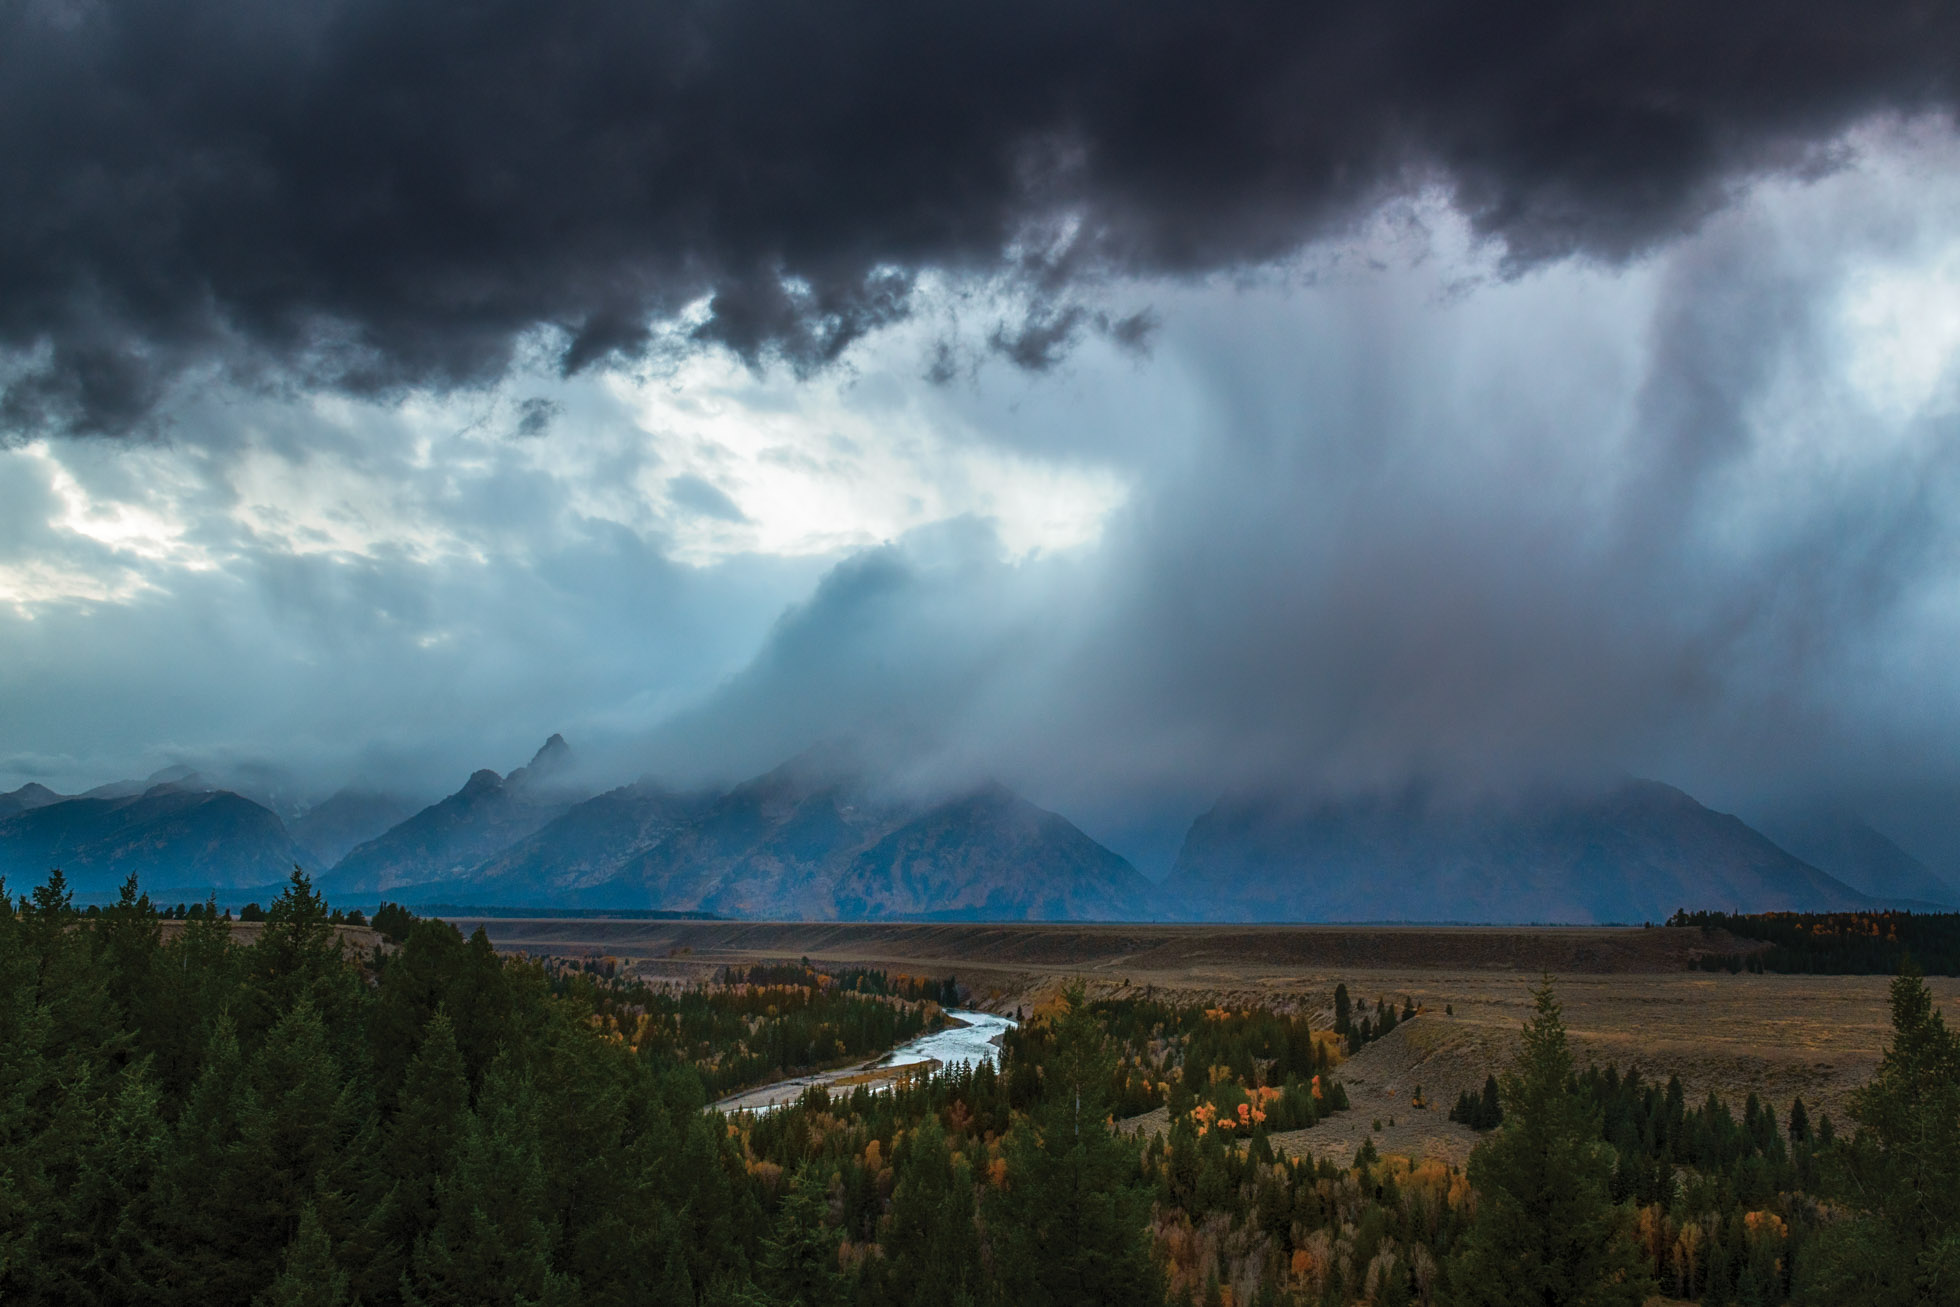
[[603, 347, 1131, 565], [1844, 244, 1960, 420]]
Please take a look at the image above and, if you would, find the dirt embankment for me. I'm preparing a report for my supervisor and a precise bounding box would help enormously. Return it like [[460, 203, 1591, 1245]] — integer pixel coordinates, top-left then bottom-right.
[[156, 919, 386, 954], [458, 918, 1738, 976]]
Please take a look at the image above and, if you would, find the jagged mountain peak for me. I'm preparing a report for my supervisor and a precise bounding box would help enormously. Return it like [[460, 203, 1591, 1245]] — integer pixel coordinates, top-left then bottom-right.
[[508, 734, 576, 792], [144, 763, 206, 787], [459, 768, 505, 797], [325, 747, 582, 893], [427, 751, 1156, 922]]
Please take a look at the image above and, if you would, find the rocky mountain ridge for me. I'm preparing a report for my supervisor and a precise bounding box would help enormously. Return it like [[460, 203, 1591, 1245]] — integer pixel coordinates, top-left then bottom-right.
[[4, 745, 1950, 920]]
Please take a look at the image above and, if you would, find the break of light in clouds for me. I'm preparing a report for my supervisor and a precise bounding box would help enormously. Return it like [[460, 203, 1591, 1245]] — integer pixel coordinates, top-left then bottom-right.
[[4, 0, 1960, 873]]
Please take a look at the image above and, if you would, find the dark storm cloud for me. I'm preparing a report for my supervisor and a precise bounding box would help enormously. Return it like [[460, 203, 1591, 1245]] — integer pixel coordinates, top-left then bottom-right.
[[630, 162, 1960, 870], [5, 0, 1958, 436]]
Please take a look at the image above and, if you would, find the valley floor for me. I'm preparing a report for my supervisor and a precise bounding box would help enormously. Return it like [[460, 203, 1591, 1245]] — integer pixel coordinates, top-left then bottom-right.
[[461, 917, 1960, 1142]]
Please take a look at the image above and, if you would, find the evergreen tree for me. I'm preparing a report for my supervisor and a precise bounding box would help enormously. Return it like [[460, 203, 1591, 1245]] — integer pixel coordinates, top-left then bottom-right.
[[1796, 965, 1960, 1305], [0, 875, 54, 1295], [1447, 978, 1653, 1307], [1334, 984, 1352, 1037], [69, 1058, 168, 1300], [406, 1057, 575, 1307], [1479, 1074, 1503, 1130], [759, 1168, 843, 1307], [249, 869, 356, 1031], [0, 870, 135, 1301], [377, 1009, 471, 1275], [257, 1202, 350, 1307], [96, 874, 162, 1034], [881, 1113, 983, 1306], [987, 987, 1161, 1307], [531, 1015, 674, 1297], [151, 1015, 268, 1304], [242, 998, 363, 1242], [1451, 1075, 1504, 1131], [143, 902, 241, 1102]]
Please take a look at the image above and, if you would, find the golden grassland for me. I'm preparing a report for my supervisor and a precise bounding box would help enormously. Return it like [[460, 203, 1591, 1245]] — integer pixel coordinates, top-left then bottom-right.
[[460, 917, 1959, 1164]]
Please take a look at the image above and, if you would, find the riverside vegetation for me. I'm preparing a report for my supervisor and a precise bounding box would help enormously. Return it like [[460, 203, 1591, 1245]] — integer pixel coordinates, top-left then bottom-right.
[[2, 870, 1955, 1305]]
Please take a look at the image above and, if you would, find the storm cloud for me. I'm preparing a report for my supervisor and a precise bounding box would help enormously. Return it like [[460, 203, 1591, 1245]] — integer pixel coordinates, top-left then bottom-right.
[[624, 146, 1960, 869], [5, 8, 1960, 881], [5, 0, 1960, 436]]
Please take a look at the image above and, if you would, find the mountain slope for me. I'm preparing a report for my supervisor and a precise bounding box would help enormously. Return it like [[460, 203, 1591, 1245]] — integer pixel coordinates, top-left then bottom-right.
[[587, 752, 892, 916], [832, 783, 1155, 920], [1754, 808, 1959, 907], [0, 786, 312, 896], [1167, 780, 1870, 924], [325, 736, 579, 893], [466, 780, 703, 897], [447, 747, 1159, 921], [0, 783, 65, 820], [290, 788, 423, 867]]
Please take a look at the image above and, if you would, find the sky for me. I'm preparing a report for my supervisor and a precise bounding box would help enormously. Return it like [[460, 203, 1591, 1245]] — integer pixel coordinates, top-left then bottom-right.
[[4, 0, 1960, 873]]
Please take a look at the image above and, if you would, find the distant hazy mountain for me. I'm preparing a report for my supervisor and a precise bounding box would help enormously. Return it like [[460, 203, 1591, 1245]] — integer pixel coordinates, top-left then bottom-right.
[[833, 782, 1153, 920], [0, 785, 311, 896], [1755, 808, 1960, 907], [1166, 779, 1871, 923], [467, 780, 704, 894], [438, 747, 1159, 921], [0, 783, 64, 820], [13, 737, 1919, 923], [588, 750, 893, 916], [325, 736, 579, 893], [289, 788, 423, 867]]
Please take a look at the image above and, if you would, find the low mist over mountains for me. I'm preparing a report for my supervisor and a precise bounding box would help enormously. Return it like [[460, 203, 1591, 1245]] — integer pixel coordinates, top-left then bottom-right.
[[3, 738, 1954, 921], [287, 789, 422, 868], [1166, 780, 1915, 924], [334, 745, 1155, 922], [1753, 808, 1960, 908], [0, 780, 312, 896], [329, 735, 581, 892]]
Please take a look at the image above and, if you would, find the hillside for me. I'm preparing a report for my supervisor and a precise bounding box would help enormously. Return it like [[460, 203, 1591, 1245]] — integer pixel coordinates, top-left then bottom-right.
[[466, 780, 705, 895], [1753, 807, 1959, 907], [0, 785, 311, 895], [289, 787, 422, 867], [0, 783, 64, 820], [833, 783, 1155, 920], [7, 746, 1925, 924], [325, 736, 579, 893], [457, 752, 1159, 921], [1166, 779, 1870, 923], [551, 750, 890, 915]]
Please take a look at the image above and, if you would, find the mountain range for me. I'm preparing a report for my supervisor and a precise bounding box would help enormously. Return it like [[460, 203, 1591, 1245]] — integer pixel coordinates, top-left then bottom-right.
[[4, 737, 1955, 921], [0, 780, 313, 897], [1164, 780, 1907, 923], [331, 745, 1155, 921]]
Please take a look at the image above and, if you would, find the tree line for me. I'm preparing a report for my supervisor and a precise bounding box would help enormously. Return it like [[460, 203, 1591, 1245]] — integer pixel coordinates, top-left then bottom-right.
[[3, 865, 1955, 1305], [1666, 909, 1960, 975]]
